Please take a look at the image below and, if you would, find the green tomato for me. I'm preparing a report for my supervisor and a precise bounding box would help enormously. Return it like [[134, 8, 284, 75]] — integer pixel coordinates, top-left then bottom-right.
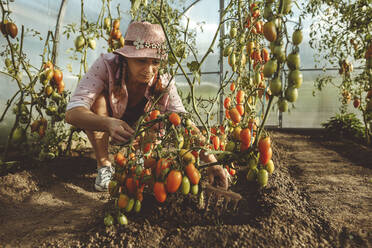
[[230, 27, 237, 39], [181, 176, 190, 195], [11, 127, 25, 145], [125, 198, 135, 212], [104, 214, 114, 226], [278, 98, 288, 112], [225, 141, 236, 152], [88, 38, 96, 50], [269, 77, 282, 96], [117, 213, 128, 225], [287, 53, 300, 70], [134, 199, 141, 213], [74, 35, 85, 51], [263, 59, 277, 78], [191, 184, 198, 195], [292, 29, 303, 45], [288, 70, 303, 88], [285, 87, 298, 103], [246, 167, 258, 182], [258, 169, 269, 187]]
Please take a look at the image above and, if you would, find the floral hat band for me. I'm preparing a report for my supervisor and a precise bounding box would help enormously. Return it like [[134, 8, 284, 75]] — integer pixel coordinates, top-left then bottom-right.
[[114, 21, 168, 60], [124, 39, 167, 56]]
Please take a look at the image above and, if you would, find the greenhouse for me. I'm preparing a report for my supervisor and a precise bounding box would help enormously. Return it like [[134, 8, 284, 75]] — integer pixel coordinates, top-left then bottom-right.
[[0, 0, 371, 247]]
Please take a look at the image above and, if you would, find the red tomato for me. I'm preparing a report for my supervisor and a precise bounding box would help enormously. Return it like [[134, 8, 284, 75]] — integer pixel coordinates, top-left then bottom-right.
[[126, 177, 137, 194], [260, 147, 272, 165], [212, 136, 220, 150], [240, 128, 252, 145], [258, 136, 271, 154], [240, 142, 250, 152]]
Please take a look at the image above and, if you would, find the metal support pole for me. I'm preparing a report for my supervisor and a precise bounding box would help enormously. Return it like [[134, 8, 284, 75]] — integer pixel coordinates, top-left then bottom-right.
[[53, 0, 68, 65], [219, 0, 225, 124]]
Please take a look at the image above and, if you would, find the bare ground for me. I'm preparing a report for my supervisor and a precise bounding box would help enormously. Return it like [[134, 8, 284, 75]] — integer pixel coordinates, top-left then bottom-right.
[[0, 129, 371, 248]]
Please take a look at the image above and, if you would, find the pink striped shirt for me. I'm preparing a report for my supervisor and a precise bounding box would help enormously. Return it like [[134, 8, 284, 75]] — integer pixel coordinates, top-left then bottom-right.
[[66, 53, 186, 119]]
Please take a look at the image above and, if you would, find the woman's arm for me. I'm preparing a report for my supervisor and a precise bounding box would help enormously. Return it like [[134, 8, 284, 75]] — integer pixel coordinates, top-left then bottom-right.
[[66, 106, 134, 143]]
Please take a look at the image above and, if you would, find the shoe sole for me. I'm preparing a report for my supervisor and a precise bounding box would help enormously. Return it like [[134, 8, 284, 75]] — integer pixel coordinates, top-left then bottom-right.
[[94, 183, 108, 192]]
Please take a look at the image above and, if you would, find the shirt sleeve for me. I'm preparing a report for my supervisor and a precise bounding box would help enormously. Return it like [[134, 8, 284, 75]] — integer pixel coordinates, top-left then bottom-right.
[[165, 77, 187, 113], [66, 56, 108, 111]]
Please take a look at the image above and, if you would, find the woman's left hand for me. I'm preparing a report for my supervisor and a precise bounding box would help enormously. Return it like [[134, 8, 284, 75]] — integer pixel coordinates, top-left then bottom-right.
[[207, 165, 229, 189]]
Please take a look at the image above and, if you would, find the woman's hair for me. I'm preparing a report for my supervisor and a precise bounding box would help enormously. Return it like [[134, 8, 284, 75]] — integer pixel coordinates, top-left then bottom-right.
[[113, 55, 165, 99]]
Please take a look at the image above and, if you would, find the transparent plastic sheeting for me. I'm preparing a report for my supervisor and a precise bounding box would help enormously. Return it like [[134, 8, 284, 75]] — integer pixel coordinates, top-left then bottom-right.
[[0, 0, 363, 143]]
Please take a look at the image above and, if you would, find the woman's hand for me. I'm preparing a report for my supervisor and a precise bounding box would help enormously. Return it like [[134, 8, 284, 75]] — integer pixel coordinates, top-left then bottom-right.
[[207, 165, 229, 189], [106, 117, 135, 144]]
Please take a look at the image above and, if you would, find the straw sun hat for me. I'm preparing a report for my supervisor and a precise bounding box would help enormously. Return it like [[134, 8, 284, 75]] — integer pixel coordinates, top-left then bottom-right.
[[114, 21, 168, 60]]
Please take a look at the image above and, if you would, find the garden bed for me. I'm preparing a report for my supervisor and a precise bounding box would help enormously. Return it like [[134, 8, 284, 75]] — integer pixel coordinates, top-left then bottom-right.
[[0, 129, 371, 248]]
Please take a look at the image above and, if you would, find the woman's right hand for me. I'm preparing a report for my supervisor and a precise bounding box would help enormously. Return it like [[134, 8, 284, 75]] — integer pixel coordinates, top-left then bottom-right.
[[105, 117, 135, 144]]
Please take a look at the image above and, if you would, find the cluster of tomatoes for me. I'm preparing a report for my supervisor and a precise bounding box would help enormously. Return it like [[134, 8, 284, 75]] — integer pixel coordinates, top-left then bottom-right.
[[106, 111, 203, 226], [37, 61, 67, 121], [104, 18, 125, 51], [0, 19, 17, 39]]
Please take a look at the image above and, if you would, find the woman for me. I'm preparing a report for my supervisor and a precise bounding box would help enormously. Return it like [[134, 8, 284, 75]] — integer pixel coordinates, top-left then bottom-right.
[[65, 21, 227, 192]]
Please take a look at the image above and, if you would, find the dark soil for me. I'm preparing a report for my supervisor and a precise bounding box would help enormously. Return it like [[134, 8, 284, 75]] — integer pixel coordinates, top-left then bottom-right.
[[0, 129, 371, 248]]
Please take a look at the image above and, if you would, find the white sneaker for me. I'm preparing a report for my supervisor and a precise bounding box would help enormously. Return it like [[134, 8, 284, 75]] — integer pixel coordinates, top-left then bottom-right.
[[94, 166, 114, 192]]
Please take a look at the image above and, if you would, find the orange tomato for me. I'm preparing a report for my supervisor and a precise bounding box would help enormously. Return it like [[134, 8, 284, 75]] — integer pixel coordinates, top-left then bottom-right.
[[57, 80, 65, 93], [224, 97, 231, 109], [230, 82, 235, 91], [43, 61, 54, 71], [114, 152, 127, 167], [236, 90, 245, 104], [248, 119, 258, 132], [129, 152, 135, 160], [150, 109, 160, 120], [229, 108, 241, 123], [225, 109, 231, 119], [212, 136, 220, 150], [169, 112, 181, 126], [185, 163, 200, 185], [153, 182, 167, 203], [255, 21, 263, 34], [240, 128, 252, 145], [156, 158, 170, 177], [236, 104, 244, 116], [117, 194, 130, 208], [53, 69, 63, 84], [262, 48, 270, 63], [166, 170, 182, 193], [113, 19, 120, 29]]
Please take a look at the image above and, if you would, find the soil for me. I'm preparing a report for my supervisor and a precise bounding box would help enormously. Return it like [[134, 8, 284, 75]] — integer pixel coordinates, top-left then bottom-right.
[[0, 129, 371, 248]]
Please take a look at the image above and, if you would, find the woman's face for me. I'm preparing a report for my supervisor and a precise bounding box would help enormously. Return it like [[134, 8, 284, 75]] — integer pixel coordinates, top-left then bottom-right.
[[126, 57, 161, 84]]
